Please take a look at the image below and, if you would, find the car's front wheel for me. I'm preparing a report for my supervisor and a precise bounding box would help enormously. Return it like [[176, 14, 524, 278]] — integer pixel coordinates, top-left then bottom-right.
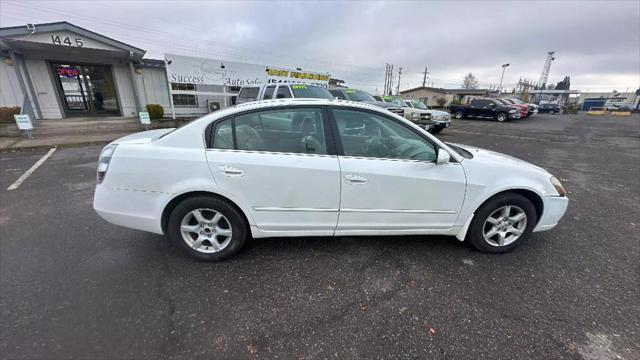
[[168, 196, 247, 261], [467, 193, 537, 253], [454, 111, 464, 119], [430, 126, 443, 134], [495, 112, 508, 122]]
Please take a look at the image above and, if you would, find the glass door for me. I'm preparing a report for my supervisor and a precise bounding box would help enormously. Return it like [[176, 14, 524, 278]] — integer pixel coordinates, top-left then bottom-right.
[[52, 63, 121, 117]]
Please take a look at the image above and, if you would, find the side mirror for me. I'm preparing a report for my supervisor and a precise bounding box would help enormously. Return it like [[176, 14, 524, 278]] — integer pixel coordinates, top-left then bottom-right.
[[436, 149, 450, 165]]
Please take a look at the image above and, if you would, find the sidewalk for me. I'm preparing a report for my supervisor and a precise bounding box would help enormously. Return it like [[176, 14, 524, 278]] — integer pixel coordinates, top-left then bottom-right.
[[0, 117, 186, 151]]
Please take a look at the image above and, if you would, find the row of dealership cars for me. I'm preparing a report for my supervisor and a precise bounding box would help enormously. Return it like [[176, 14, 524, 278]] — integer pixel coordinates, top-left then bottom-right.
[[236, 83, 452, 134]]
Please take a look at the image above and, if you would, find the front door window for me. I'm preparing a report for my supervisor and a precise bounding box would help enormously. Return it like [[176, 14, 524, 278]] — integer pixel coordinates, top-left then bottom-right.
[[52, 63, 120, 116]]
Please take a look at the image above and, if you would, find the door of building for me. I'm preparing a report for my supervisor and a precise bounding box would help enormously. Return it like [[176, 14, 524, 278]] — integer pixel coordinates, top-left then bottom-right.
[[52, 63, 121, 117]]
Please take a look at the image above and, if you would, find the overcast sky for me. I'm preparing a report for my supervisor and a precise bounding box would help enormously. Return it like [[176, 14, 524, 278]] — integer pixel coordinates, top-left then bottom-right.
[[1, 0, 638, 93]]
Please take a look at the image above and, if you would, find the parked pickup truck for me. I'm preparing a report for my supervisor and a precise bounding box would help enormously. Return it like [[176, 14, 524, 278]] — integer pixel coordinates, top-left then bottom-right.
[[236, 83, 334, 104], [449, 98, 519, 122], [403, 99, 451, 134]]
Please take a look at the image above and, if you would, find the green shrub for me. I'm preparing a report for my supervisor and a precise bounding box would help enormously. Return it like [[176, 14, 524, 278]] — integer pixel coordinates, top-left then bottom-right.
[[146, 104, 164, 120], [0, 107, 21, 124], [450, 99, 461, 105]]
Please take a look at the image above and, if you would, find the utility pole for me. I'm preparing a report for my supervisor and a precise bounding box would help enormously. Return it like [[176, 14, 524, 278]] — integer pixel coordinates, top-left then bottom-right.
[[538, 51, 555, 89], [498, 63, 510, 94], [422, 66, 429, 87], [396, 67, 403, 95]]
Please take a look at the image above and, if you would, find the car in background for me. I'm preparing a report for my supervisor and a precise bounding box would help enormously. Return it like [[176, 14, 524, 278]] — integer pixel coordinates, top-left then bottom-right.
[[505, 98, 538, 117], [496, 98, 528, 118], [236, 83, 334, 104], [94, 99, 568, 261], [449, 98, 519, 122], [403, 99, 451, 134], [329, 88, 408, 120], [379, 95, 434, 127], [538, 103, 561, 114]]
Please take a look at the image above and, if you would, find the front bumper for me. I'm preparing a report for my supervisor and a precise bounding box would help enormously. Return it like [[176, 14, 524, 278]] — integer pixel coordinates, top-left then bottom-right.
[[533, 196, 569, 232]]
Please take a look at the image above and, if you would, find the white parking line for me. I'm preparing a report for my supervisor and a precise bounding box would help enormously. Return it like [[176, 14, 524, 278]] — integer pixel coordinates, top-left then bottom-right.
[[7, 147, 57, 191]]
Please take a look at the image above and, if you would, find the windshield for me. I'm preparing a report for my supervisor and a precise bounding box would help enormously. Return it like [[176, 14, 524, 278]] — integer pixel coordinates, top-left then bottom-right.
[[384, 96, 405, 107], [410, 100, 428, 109], [344, 89, 375, 102], [290, 84, 334, 99]]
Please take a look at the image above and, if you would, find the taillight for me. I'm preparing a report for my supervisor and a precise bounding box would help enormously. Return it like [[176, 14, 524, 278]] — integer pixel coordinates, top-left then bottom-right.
[[97, 144, 117, 184]]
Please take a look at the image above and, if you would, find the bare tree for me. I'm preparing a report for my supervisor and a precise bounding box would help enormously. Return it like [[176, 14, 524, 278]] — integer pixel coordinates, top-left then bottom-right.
[[436, 97, 447, 107], [462, 73, 479, 89]]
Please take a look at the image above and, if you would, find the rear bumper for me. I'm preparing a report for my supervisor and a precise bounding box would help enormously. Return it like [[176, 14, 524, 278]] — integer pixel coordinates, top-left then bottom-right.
[[93, 185, 169, 235], [533, 196, 569, 232]]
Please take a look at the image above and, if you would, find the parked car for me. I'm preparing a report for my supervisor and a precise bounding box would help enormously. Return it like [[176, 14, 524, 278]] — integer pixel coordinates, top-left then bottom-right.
[[236, 83, 334, 104], [329, 88, 408, 121], [496, 98, 528, 118], [538, 103, 561, 114], [94, 99, 569, 261], [449, 99, 520, 122], [403, 99, 451, 134], [378, 95, 435, 127], [505, 98, 538, 116]]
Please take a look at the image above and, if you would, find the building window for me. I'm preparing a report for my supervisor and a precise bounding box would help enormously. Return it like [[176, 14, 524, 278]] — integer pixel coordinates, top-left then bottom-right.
[[171, 83, 198, 106]]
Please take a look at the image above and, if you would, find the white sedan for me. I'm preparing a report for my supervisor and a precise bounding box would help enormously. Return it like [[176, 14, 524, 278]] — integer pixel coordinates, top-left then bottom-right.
[[94, 99, 568, 261]]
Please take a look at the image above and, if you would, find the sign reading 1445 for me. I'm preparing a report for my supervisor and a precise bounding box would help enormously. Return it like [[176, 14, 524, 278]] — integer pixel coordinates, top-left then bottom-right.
[[51, 35, 83, 47]]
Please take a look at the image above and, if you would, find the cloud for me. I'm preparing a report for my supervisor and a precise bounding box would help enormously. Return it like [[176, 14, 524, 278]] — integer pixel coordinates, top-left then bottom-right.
[[1, 0, 638, 92]]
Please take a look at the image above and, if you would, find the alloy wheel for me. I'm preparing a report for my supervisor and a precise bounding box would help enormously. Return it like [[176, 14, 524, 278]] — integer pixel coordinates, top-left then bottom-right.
[[180, 208, 233, 253], [482, 205, 527, 247]]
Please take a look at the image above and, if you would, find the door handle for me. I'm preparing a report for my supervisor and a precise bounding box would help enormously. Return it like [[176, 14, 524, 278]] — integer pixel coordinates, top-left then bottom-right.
[[344, 174, 368, 184], [219, 165, 244, 177]]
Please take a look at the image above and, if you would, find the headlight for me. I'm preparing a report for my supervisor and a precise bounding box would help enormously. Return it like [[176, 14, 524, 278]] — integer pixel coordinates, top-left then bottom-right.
[[433, 114, 442, 120], [509, 109, 516, 113], [410, 112, 419, 120], [97, 144, 118, 184], [550, 176, 566, 197]]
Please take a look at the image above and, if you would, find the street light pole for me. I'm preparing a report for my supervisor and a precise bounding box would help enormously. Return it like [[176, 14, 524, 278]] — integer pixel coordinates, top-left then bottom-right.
[[499, 63, 510, 94]]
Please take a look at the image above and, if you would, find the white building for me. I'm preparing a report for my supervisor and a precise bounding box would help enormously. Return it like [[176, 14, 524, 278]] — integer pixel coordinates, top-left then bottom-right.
[[0, 22, 228, 120]]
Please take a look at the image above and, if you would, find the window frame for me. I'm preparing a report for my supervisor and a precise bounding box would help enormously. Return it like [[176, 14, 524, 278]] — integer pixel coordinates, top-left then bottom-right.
[[326, 106, 444, 163], [206, 105, 338, 156], [171, 83, 198, 107]]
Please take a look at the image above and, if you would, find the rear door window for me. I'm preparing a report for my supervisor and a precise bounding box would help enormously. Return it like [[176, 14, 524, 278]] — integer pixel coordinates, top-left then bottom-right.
[[275, 86, 292, 99], [238, 87, 259, 100], [211, 108, 328, 155], [262, 85, 276, 100]]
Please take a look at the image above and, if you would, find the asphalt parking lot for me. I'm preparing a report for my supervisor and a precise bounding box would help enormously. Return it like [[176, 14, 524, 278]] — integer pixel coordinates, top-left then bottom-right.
[[1, 113, 638, 359]]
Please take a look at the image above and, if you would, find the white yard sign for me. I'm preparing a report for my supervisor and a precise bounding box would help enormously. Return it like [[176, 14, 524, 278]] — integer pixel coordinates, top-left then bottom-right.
[[139, 111, 151, 125], [14, 114, 33, 130]]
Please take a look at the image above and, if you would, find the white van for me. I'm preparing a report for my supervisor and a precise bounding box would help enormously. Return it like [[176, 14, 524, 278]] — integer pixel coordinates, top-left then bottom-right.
[[236, 83, 334, 104]]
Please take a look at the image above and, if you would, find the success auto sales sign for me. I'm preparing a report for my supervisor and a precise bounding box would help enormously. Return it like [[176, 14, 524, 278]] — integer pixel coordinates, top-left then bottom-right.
[[165, 53, 329, 87]]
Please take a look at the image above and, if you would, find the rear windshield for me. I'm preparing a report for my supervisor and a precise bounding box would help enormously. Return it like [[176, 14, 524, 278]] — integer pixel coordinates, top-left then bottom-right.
[[344, 89, 375, 102], [290, 84, 334, 99], [238, 87, 260, 99]]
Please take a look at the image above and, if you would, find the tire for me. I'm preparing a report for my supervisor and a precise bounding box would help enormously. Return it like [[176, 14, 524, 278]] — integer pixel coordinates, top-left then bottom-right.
[[466, 192, 537, 253], [454, 110, 465, 119], [430, 126, 443, 134], [168, 196, 247, 261], [495, 112, 508, 122]]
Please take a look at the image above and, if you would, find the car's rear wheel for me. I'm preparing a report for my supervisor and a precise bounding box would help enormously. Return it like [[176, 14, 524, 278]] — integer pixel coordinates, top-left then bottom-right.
[[168, 196, 247, 261], [496, 112, 508, 122], [467, 193, 537, 253], [454, 111, 464, 119]]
